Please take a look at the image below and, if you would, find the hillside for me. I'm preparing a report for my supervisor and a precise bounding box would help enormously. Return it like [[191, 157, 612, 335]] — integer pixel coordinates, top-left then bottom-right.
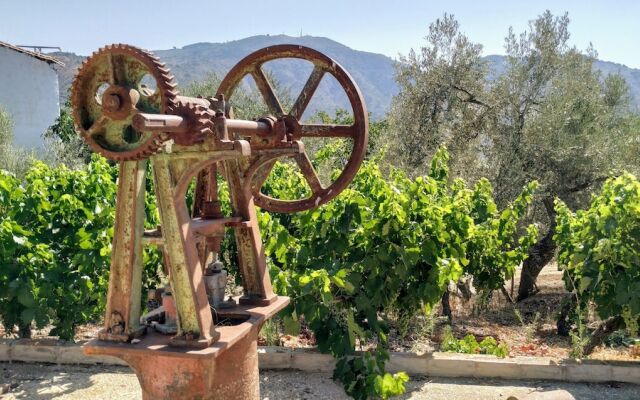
[[53, 35, 397, 119], [53, 35, 640, 118]]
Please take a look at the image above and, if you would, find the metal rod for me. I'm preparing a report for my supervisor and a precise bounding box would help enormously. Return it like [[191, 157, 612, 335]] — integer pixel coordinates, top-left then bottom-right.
[[133, 113, 272, 137], [226, 120, 271, 136]]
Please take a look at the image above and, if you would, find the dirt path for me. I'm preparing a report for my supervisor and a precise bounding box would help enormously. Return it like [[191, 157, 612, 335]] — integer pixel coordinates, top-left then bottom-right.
[[1, 362, 638, 400]]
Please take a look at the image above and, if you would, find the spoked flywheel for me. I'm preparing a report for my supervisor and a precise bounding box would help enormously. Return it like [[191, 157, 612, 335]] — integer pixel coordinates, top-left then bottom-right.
[[217, 45, 369, 213]]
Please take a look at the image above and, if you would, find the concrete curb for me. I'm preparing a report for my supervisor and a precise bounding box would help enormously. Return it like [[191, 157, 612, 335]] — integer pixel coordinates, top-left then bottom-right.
[[1, 339, 638, 385]]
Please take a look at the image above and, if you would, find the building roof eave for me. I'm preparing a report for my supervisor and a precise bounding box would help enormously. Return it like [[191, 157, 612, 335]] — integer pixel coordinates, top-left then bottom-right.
[[0, 41, 65, 66]]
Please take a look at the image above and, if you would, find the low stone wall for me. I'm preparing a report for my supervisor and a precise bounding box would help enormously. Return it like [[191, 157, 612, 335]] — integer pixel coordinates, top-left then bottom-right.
[[1, 339, 638, 385]]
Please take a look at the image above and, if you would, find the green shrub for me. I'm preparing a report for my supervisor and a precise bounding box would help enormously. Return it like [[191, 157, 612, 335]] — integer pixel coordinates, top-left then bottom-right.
[[0, 157, 117, 339], [556, 172, 640, 335], [260, 147, 533, 398], [440, 325, 509, 357]]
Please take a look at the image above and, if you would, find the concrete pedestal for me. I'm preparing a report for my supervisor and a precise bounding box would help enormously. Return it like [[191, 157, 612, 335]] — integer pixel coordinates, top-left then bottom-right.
[[84, 296, 288, 400]]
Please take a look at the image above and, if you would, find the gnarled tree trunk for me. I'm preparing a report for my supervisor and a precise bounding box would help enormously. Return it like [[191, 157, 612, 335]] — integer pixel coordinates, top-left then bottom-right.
[[517, 197, 557, 302], [441, 290, 452, 323], [556, 293, 577, 336], [583, 316, 623, 356]]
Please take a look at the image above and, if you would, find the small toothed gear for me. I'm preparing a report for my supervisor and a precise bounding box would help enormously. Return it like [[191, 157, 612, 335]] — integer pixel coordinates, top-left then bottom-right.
[[71, 44, 179, 161], [166, 102, 215, 146]]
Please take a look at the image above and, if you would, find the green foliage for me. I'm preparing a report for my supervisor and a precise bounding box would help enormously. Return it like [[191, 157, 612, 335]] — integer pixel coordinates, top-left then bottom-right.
[[334, 350, 409, 400], [0, 106, 37, 179], [42, 99, 91, 166], [391, 11, 638, 205], [44, 99, 76, 143], [466, 179, 538, 293], [259, 319, 281, 346], [0, 142, 533, 399], [513, 309, 541, 344], [440, 325, 509, 357], [556, 173, 640, 334], [0, 157, 115, 339], [391, 10, 640, 301], [0, 156, 117, 339], [0, 171, 51, 334], [260, 147, 533, 398], [0, 105, 12, 146]]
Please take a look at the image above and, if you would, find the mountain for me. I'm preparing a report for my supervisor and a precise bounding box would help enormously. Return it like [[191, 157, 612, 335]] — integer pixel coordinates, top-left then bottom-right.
[[52, 35, 640, 119], [53, 35, 398, 119]]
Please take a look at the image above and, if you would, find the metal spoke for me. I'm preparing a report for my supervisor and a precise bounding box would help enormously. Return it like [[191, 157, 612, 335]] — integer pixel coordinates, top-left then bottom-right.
[[87, 116, 108, 136], [295, 153, 324, 195], [106, 54, 116, 85], [290, 65, 325, 120], [299, 124, 355, 138], [251, 159, 277, 193], [251, 66, 284, 116], [110, 55, 128, 86]]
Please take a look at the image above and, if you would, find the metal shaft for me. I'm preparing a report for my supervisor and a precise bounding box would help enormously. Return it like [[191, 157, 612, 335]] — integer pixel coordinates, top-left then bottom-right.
[[133, 112, 272, 137]]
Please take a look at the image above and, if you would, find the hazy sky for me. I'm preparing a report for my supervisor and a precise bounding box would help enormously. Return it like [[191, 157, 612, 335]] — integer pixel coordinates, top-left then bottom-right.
[[2, 0, 639, 68]]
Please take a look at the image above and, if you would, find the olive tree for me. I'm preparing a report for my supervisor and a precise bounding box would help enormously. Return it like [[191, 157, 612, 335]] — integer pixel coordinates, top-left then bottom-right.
[[390, 11, 639, 301]]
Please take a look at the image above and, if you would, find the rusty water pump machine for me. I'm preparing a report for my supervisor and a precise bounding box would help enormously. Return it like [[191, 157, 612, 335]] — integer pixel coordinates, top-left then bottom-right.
[[70, 43, 368, 399]]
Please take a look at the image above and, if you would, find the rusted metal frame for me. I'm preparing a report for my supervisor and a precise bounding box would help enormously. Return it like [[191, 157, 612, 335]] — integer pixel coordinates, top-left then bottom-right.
[[222, 156, 277, 306], [298, 124, 355, 138], [133, 114, 273, 139], [294, 152, 325, 195], [84, 296, 289, 400], [71, 44, 178, 161], [250, 66, 284, 116], [99, 160, 147, 341], [216, 44, 369, 213], [192, 165, 213, 266], [290, 64, 325, 120], [150, 155, 218, 347]]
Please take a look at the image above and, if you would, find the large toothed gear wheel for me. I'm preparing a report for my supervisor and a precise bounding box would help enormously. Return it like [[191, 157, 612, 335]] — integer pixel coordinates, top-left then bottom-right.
[[166, 102, 215, 146], [71, 44, 178, 161]]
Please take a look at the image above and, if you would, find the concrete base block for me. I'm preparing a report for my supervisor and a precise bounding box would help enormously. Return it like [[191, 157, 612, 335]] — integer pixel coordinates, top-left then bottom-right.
[[11, 339, 57, 363], [290, 349, 335, 372], [258, 347, 293, 369], [0, 340, 12, 362]]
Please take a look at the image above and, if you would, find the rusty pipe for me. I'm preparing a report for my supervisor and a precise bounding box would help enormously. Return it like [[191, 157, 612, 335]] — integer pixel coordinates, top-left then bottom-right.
[[133, 113, 273, 137], [225, 120, 271, 136]]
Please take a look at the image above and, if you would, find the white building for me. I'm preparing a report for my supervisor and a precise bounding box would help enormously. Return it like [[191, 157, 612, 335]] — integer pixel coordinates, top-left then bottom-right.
[[0, 41, 63, 149]]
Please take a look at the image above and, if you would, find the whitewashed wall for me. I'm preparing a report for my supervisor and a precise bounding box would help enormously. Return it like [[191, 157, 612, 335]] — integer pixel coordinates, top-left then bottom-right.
[[0, 47, 60, 149]]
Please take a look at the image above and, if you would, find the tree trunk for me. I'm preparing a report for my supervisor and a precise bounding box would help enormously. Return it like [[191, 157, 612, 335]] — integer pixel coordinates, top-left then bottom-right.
[[18, 324, 31, 339], [517, 197, 557, 302], [583, 316, 623, 355], [441, 290, 452, 323], [556, 293, 577, 336]]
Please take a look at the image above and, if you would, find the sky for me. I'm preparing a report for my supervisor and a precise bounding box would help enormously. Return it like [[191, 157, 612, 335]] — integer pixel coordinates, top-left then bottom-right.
[[1, 0, 639, 68]]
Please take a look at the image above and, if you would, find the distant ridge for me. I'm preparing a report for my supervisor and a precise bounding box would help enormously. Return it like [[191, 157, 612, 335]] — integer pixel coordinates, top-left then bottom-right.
[[53, 35, 398, 118], [53, 35, 640, 118]]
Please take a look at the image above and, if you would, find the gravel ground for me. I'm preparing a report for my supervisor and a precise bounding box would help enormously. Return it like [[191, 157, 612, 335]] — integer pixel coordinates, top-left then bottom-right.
[[1, 362, 639, 400]]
